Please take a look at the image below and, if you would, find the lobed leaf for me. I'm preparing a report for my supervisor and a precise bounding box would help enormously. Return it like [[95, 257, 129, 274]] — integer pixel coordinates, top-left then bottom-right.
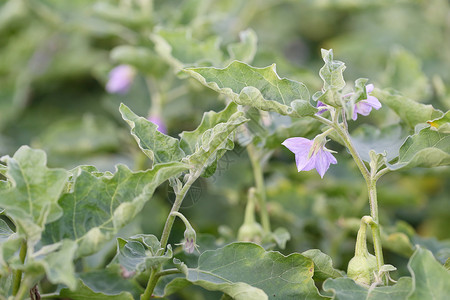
[[319, 49, 346, 91], [167, 242, 324, 300], [323, 277, 413, 300], [112, 234, 172, 273], [373, 89, 443, 128], [302, 249, 344, 281], [183, 61, 315, 117], [0, 146, 68, 244], [120, 103, 186, 164], [182, 107, 248, 175], [23, 240, 78, 289], [42, 162, 187, 257], [386, 126, 450, 170], [407, 246, 450, 299]]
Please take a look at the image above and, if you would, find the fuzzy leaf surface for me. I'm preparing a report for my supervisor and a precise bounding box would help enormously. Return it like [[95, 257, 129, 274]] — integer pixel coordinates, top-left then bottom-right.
[[182, 107, 248, 174], [120, 103, 185, 164], [407, 246, 450, 299], [112, 234, 172, 272], [184, 61, 314, 117], [386, 126, 450, 170], [168, 242, 324, 300], [42, 162, 187, 257], [0, 146, 68, 243], [302, 249, 343, 281], [323, 277, 413, 300], [373, 89, 443, 128]]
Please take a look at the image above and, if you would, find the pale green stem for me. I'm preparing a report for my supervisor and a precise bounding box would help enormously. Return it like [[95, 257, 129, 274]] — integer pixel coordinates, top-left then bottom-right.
[[13, 276, 34, 300], [141, 268, 159, 300], [314, 113, 385, 277], [243, 188, 257, 224], [170, 211, 194, 231], [141, 172, 200, 299], [12, 240, 27, 296], [159, 172, 200, 250], [247, 143, 271, 232]]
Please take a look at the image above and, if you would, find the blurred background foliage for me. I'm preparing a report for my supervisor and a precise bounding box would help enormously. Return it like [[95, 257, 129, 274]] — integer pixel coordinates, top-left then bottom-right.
[[0, 0, 449, 295]]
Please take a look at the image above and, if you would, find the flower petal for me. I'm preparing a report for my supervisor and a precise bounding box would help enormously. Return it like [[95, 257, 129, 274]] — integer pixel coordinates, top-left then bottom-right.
[[366, 95, 381, 110], [355, 101, 373, 116], [282, 137, 312, 153], [366, 84, 374, 94], [315, 149, 336, 178]]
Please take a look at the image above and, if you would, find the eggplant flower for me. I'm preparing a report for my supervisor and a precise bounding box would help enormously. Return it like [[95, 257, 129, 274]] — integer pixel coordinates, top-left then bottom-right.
[[282, 136, 337, 178], [352, 84, 381, 120], [106, 65, 136, 94]]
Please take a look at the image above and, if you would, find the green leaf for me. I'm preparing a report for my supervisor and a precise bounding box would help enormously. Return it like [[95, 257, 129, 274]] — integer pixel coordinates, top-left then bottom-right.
[[181, 106, 248, 175], [227, 29, 258, 64], [319, 49, 346, 91], [112, 234, 172, 273], [42, 162, 187, 257], [351, 124, 407, 162], [120, 103, 186, 164], [60, 278, 136, 300], [407, 246, 450, 299], [173, 242, 323, 300], [323, 277, 413, 300], [386, 126, 450, 170], [183, 61, 314, 117], [151, 28, 224, 71], [302, 249, 343, 281], [0, 146, 68, 243], [373, 89, 443, 128], [23, 240, 78, 289], [0, 219, 13, 243], [427, 110, 450, 133], [180, 102, 239, 155]]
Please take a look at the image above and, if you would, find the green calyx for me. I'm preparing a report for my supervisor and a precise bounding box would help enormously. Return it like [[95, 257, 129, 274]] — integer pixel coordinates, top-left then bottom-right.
[[347, 216, 377, 286]]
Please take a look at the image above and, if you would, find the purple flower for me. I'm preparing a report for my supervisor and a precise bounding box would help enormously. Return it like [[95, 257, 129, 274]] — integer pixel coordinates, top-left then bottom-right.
[[316, 101, 328, 115], [352, 84, 381, 120], [282, 136, 337, 178], [106, 65, 136, 94], [148, 115, 167, 134]]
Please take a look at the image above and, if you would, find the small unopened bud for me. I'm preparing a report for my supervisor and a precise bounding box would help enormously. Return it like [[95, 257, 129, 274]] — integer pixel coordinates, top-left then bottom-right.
[[183, 227, 198, 254], [237, 222, 264, 244]]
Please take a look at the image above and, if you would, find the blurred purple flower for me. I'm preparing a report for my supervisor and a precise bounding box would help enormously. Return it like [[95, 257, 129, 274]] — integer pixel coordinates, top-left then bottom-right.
[[352, 84, 381, 120], [106, 65, 135, 94], [148, 115, 167, 134], [282, 136, 337, 178]]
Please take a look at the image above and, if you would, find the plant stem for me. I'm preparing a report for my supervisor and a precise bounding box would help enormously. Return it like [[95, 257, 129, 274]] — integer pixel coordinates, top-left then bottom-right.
[[247, 143, 271, 233], [156, 268, 182, 277], [12, 240, 27, 296], [141, 268, 159, 300], [13, 275, 34, 300], [142, 172, 200, 299], [159, 172, 199, 250], [326, 117, 385, 277]]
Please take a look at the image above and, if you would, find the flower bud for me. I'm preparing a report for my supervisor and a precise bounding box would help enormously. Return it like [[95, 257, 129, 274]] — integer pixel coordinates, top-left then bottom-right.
[[347, 253, 377, 286], [347, 217, 378, 286], [183, 226, 198, 254], [237, 222, 264, 244]]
